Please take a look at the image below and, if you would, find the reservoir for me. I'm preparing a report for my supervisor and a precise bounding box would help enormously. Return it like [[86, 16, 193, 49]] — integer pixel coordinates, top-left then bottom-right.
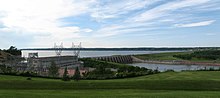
[[21, 50, 179, 58]]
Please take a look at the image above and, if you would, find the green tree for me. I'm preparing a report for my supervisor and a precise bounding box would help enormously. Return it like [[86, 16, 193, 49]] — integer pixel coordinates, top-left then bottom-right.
[[73, 67, 81, 81], [3, 46, 21, 56], [0, 64, 13, 74], [48, 61, 59, 77], [62, 67, 70, 81]]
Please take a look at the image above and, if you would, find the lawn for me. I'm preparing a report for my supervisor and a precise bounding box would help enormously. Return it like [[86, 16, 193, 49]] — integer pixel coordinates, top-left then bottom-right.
[[1, 90, 220, 98], [1, 71, 220, 97], [0, 71, 220, 98]]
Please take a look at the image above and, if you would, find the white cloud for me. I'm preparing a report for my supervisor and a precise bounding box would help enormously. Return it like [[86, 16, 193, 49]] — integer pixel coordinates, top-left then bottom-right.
[[0, 0, 96, 47], [82, 28, 93, 33], [174, 20, 215, 27], [94, 24, 157, 37], [206, 33, 216, 36], [100, 0, 217, 38], [94, 0, 216, 39], [0, 0, 219, 48], [90, 0, 160, 21], [92, 0, 219, 38], [129, 0, 210, 22]]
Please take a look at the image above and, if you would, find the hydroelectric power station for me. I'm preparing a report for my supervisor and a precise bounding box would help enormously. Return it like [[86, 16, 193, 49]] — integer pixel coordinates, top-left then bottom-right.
[[27, 43, 83, 76]]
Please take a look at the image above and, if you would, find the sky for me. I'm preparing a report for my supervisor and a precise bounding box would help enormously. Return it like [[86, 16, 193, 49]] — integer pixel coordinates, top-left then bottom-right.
[[0, 0, 220, 49]]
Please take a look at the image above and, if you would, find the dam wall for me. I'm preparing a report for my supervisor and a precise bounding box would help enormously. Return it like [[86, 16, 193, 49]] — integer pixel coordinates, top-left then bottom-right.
[[89, 55, 133, 64]]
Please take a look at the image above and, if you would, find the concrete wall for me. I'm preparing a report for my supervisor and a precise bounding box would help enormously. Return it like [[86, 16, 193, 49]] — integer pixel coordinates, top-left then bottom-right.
[[90, 55, 133, 64]]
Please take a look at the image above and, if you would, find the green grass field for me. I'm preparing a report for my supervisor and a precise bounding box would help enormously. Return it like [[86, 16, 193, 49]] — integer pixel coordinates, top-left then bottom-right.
[[1, 90, 220, 98], [1, 71, 220, 97]]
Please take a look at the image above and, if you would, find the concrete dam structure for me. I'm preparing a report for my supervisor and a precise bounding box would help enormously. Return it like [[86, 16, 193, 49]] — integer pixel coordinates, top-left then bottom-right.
[[90, 55, 133, 64]]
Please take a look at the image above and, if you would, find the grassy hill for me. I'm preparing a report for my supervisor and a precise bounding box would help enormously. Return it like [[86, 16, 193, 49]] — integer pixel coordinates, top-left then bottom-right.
[[134, 51, 220, 63], [1, 71, 220, 97]]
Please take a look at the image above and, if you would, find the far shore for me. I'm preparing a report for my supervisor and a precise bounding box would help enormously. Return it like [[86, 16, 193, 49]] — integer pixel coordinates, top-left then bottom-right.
[[131, 56, 220, 66]]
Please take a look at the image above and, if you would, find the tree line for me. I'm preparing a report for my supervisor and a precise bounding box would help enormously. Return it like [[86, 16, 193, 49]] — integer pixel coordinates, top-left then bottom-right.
[[2, 46, 21, 56], [173, 50, 220, 60], [80, 58, 159, 79]]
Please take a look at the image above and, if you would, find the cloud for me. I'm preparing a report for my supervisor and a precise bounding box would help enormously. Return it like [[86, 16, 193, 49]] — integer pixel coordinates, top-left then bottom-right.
[[205, 33, 216, 36], [0, 0, 96, 48], [93, 22, 158, 37], [0, 0, 219, 48], [174, 20, 215, 27], [91, 0, 218, 37], [94, 0, 218, 38], [128, 0, 210, 22], [90, 0, 160, 21]]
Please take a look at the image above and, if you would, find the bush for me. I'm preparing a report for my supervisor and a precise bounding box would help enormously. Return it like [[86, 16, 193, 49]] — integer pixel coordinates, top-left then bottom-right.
[[19, 71, 37, 77], [165, 69, 175, 72], [26, 77, 32, 80]]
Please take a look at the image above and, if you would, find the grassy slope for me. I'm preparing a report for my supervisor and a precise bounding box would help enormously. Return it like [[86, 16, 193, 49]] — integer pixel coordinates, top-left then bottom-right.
[[134, 52, 189, 61], [134, 51, 220, 63], [1, 71, 220, 90], [1, 71, 220, 97]]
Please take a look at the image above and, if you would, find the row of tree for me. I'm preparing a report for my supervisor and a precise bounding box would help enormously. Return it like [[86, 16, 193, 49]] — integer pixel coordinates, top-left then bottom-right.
[[0, 64, 37, 77], [173, 50, 220, 60]]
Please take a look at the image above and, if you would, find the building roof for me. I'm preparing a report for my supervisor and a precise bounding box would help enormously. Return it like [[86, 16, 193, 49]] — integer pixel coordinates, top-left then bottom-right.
[[32, 55, 77, 60]]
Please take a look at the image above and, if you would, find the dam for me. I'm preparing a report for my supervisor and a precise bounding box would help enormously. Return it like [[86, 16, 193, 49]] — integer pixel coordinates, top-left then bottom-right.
[[89, 55, 133, 64]]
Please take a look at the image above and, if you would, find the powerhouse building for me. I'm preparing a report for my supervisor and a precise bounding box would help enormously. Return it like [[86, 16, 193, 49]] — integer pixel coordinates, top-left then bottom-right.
[[27, 53, 83, 76]]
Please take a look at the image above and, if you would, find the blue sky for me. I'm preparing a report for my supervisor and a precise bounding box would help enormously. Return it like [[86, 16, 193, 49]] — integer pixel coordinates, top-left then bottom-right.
[[0, 0, 220, 49]]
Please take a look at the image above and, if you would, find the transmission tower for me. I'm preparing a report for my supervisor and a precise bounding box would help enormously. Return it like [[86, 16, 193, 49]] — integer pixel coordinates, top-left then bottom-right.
[[54, 42, 63, 56], [72, 42, 81, 57], [54, 43, 63, 67]]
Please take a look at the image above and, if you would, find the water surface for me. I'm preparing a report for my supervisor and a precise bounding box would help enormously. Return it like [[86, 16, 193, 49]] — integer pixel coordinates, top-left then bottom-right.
[[129, 63, 220, 72], [22, 50, 180, 58]]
